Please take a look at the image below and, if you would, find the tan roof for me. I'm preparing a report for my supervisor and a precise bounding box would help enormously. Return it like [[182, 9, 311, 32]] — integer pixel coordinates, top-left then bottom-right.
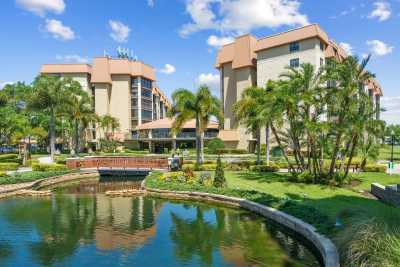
[[91, 57, 156, 83], [136, 118, 219, 130], [255, 24, 329, 52], [215, 34, 257, 69], [325, 40, 347, 61], [41, 64, 92, 74], [216, 24, 329, 69], [367, 78, 383, 96], [152, 86, 171, 107], [218, 130, 239, 141]]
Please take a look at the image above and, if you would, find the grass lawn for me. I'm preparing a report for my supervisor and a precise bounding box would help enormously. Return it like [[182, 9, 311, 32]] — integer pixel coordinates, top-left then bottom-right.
[[224, 171, 400, 226], [378, 144, 400, 162]]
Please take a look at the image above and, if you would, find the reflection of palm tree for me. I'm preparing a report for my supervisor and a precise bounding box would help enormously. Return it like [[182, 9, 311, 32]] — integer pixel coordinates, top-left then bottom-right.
[[169, 205, 309, 267]]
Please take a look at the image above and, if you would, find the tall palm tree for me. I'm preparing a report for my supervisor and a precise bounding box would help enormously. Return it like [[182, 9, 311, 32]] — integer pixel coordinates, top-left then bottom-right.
[[99, 115, 120, 140], [168, 86, 222, 165], [326, 55, 374, 178], [233, 86, 267, 164], [28, 75, 75, 162], [67, 90, 97, 155]]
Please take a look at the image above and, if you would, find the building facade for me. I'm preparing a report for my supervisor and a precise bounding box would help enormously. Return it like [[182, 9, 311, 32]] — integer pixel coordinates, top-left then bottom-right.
[[215, 24, 383, 150], [41, 57, 171, 142]]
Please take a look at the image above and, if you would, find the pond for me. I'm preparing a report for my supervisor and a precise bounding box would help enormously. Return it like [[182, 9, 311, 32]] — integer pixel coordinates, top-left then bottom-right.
[[0, 177, 321, 267]]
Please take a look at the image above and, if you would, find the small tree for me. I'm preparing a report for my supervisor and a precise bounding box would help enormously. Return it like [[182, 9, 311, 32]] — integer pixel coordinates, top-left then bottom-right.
[[207, 138, 225, 154], [213, 156, 226, 188]]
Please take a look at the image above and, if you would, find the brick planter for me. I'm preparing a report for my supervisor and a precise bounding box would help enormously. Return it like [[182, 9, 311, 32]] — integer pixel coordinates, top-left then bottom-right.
[[67, 156, 168, 169]]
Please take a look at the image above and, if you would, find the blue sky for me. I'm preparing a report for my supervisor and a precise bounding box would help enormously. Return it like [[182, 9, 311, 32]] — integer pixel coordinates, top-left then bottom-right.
[[0, 0, 399, 123]]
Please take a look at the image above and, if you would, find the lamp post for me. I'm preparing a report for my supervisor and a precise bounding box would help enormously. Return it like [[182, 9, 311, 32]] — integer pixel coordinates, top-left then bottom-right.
[[390, 130, 395, 175]]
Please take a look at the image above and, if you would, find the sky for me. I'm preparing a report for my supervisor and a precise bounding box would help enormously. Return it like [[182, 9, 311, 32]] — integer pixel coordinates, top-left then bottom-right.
[[0, 0, 399, 124]]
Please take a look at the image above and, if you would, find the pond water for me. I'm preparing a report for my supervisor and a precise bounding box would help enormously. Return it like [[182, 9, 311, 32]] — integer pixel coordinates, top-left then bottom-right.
[[0, 178, 321, 267]]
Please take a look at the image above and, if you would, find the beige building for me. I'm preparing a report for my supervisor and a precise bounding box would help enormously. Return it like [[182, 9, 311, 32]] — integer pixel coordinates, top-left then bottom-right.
[[215, 24, 383, 150], [41, 57, 171, 143]]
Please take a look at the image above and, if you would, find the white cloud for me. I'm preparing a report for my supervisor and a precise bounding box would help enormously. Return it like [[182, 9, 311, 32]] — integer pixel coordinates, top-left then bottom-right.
[[180, 0, 309, 37], [109, 20, 130, 43], [367, 40, 394, 56], [147, 0, 154, 7], [159, 64, 176, 74], [0, 82, 14, 90], [196, 73, 220, 92], [339, 42, 354, 55], [369, 1, 391, 21], [56, 54, 89, 63], [207, 35, 234, 48], [381, 96, 400, 124], [44, 19, 75, 41], [16, 0, 65, 16]]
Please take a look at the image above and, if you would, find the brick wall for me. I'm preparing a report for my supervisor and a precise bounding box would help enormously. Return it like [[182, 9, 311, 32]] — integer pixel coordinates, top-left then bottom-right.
[[67, 157, 168, 169]]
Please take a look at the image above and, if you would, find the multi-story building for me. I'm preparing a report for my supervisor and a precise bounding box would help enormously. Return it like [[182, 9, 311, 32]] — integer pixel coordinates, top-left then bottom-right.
[[215, 24, 383, 150], [41, 57, 171, 142]]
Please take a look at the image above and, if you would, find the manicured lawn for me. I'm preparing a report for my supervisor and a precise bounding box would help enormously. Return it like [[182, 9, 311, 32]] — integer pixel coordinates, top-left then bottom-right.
[[0, 170, 76, 185], [378, 144, 400, 162], [224, 171, 400, 226]]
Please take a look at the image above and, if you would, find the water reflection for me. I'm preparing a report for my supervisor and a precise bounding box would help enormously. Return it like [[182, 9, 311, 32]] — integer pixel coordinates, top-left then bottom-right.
[[0, 182, 320, 267]]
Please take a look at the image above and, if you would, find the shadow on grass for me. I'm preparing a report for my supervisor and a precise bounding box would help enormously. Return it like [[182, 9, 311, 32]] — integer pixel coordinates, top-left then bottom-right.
[[234, 171, 343, 191]]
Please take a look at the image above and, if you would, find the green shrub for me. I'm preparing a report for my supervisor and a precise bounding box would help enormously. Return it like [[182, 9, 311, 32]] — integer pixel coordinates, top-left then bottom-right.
[[213, 157, 226, 188], [0, 170, 73, 185], [26, 159, 39, 167], [215, 148, 248, 154], [297, 171, 314, 184], [0, 163, 19, 171], [198, 172, 213, 186], [363, 164, 387, 173], [32, 163, 68, 172], [0, 154, 18, 161], [207, 138, 225, 154], [250, 163, 279, 172], [0, 171, 7, 177], [99, 139, 120, 153]]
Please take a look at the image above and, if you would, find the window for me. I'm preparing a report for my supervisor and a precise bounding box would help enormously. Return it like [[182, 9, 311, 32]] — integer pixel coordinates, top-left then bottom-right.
[[290, 58, 300, 68], [289, 42, 300, 52], [320, 41, 325, 51], [142, 88, 152, 98]]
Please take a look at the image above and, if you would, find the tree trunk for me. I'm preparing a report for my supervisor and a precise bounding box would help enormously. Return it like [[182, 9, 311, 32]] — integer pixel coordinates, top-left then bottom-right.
[[271, 123, 296, 173], [49, 109, 56, 163], [265, 124, 270, 166], [74, 120, 79, 156], [344, 134, 359, 179], [22, 143, 28, 166], [256, 128, 261, 165], [200, 131, 205, 164], [328, 132, 342, 177], [195, 115, 201, 165]]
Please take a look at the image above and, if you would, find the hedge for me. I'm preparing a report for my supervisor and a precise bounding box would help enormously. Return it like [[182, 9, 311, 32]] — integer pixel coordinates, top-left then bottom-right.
[[0, 170, 74, 185], [215, 148, 248, 154], [250, 164, 279, 172], [0, 154, 18, 161], [32, 163, 68, 172], [0, 163, 19, 171], [362, 164, 387, 173]]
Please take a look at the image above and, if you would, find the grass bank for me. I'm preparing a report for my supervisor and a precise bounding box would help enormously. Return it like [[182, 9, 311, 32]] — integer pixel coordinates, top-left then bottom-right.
[[0, 170, 76, 185]]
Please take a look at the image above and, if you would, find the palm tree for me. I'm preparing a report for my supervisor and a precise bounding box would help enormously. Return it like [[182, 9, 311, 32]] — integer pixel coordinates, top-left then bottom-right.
[[233, 86, 266, 164], [67, 90, 97, 156], [168, 86, 222, 165], [326, 55, 374, 178], [28, 75, 75, 162], [99, 115, 120, 140]]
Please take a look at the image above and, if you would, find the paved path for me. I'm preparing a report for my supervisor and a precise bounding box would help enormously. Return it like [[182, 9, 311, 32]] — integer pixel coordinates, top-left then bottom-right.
[[38, 156, 53, 164]]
